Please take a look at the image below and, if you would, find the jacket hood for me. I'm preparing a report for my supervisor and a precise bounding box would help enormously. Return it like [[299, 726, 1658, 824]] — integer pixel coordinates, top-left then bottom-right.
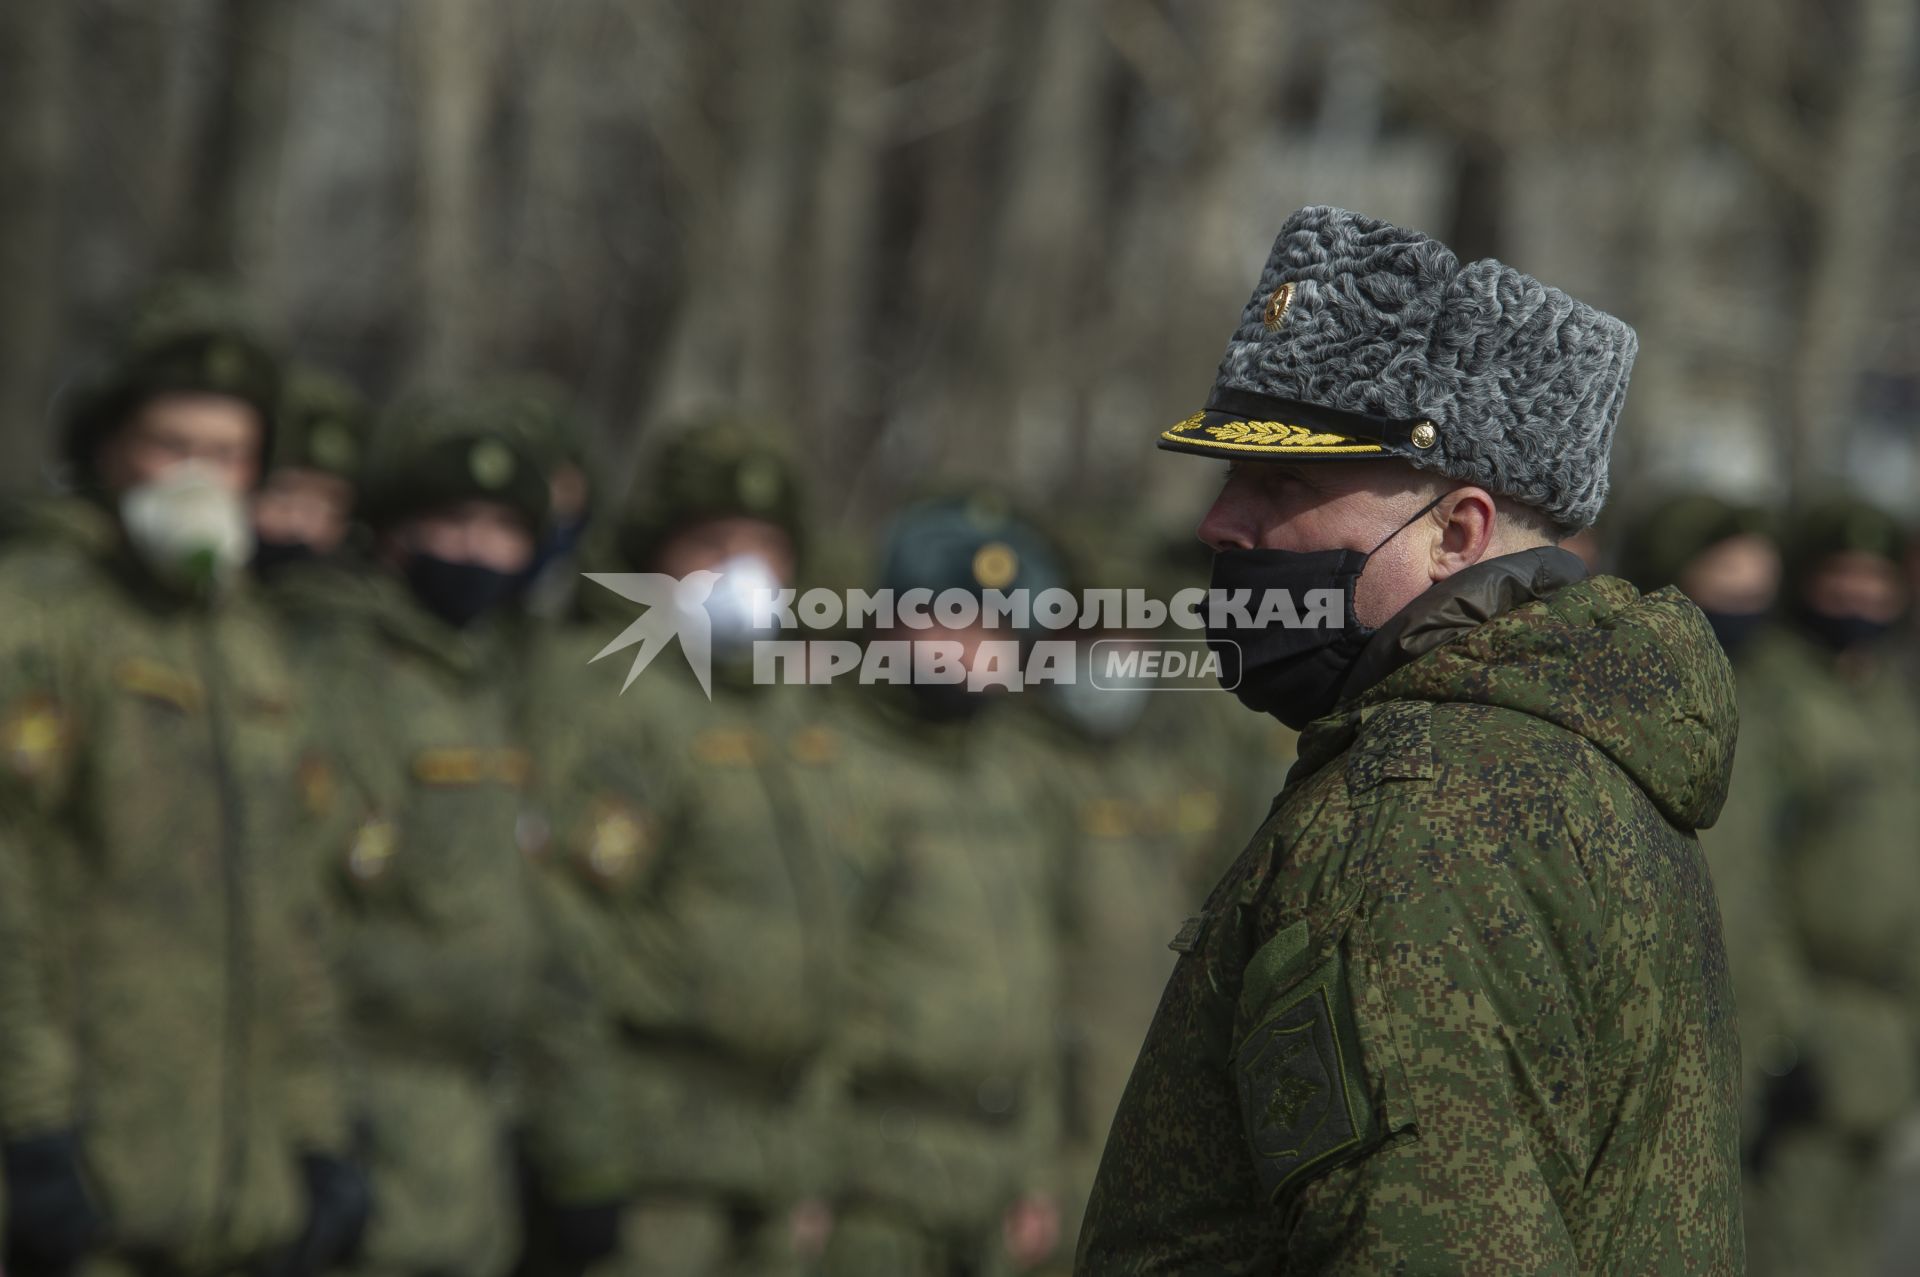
[[1332, 572, 1737, 830]]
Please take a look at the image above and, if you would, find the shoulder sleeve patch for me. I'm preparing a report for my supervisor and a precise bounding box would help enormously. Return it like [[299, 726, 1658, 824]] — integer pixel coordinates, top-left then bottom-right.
[[1233, 935, 1378, 1202], [1346, 700, 1434, 794]]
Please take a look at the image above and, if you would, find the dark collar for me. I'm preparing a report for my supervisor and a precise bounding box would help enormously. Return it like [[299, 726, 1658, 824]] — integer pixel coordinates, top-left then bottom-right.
[[1338, 545, 1590, 706]]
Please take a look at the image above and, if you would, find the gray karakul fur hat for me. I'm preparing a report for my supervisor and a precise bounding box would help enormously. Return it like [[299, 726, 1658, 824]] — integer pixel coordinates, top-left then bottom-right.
[[1160, 205, 1636, 531]]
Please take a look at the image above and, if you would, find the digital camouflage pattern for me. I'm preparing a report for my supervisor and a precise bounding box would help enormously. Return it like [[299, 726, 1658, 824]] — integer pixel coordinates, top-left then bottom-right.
[[822, 689, 1069, 1277], [0, 498, 349, 1272], [1077, 570, 1744, 1275], [1727, 623, 1920, 1277], [524, 627, 850, 1277], [286, 568, 618, 1277]]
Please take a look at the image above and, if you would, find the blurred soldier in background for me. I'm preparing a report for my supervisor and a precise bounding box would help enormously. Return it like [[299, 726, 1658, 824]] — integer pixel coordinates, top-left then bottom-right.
[[1620, 493, 1782, 660], [252, 365, 370, 586], [1140, 532, 1299, 898], [1002, 532, 1205, 1266], [822, 493, 1068, 1277], [483, 376, 596, 624], [1731, 495, 1920, 1277], [0, 316, 367, 1276], [523, 418, 845, 1277], [1621, 494, 1805, 1150], [291, 391, 622, 1277]]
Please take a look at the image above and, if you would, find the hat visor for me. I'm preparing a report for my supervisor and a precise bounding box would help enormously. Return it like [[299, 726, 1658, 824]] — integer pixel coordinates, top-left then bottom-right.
[[1158, 409, 1388, 459]]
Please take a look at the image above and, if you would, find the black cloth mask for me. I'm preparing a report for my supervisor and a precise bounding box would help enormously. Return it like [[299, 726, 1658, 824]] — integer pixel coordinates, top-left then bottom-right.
[[404, 552, 524, 628], [1207, 495, 1445, 729]]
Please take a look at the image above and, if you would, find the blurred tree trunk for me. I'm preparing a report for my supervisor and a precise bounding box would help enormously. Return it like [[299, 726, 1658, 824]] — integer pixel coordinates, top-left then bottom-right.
[[0, 1, 73, 483], [1616, 0, 1707, 494], [648, 0, 810, 423], [178, 0, 294, 304], [1787, 0, 1915, 486], [806, 0, 894, 482], [969, 0, 1109, 490], [411, 0, 492, 381]]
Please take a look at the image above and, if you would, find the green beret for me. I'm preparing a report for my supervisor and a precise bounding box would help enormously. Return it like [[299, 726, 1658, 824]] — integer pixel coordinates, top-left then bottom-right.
[[620, 416, 804, 569], [359, 388, 550, 532], [878, 491, 1066, 602]]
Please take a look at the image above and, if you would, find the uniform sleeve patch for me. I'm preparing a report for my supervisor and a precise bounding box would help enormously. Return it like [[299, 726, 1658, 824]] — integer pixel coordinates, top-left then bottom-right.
[[1234, 941, 1377, 1202], [113, 657, 202, 712]]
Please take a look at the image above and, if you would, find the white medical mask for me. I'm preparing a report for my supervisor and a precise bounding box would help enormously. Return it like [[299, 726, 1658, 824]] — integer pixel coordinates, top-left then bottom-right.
[[119, 462, 254, 596], [683, 553, 785, 657]]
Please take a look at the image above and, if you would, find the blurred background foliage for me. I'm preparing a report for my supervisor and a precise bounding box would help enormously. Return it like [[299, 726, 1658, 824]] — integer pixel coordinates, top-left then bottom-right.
[[1, 0, 1915, 543]]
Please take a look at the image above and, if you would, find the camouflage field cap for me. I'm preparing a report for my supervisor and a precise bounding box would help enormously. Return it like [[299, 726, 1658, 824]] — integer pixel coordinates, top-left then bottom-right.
[[62, 325, 282, 486], [274, 364, 371, 481], [620, 415, 806, 569], [1160, 205, 1638, 531], [1785, 495, 1908, 581], [1619, 493, 1776, 592], [359, 388, 550, 531]]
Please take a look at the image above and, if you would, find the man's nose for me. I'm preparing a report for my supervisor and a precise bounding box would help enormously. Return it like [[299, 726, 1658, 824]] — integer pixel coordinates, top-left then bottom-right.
[[1197, 489, 1254, 553]]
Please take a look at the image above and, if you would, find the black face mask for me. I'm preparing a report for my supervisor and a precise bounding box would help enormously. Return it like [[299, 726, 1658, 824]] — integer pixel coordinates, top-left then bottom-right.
[[1796, 607, 1895, 655], [403, 552, 524, 628], [251, 537, 319, 582], [1700, 608, 1769, 658], [1207, 495, 1444, 729]]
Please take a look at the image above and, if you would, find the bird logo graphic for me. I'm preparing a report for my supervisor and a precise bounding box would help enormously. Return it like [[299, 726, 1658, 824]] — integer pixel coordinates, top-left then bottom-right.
[[583, 570, 724, 697]]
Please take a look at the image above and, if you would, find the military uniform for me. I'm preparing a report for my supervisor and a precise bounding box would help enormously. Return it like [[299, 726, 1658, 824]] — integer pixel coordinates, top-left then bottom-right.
[[521, 421, 845, 1277], [1726, 499, 1920, 1277], [823, 690, 1067, 1277], [0, 508, 352, 1274], [528, 648, 848, 1277], [813, 495, 1072, 1277], [1079, 207, 1742, 1273], [1078, 566, 1744, 1272], [1007, 692, 1190, 1265], [292, 399, 619, 1277]]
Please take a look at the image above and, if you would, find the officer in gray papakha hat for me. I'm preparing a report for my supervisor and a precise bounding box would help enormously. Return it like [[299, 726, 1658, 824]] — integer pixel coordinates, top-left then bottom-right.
[[1078, 206, 1742, 1273]]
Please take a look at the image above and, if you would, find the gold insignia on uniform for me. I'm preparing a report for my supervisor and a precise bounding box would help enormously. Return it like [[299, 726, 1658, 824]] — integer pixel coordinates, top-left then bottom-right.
[[787, 725, 836, 766], [297, 754, 336, 819], [412, 747, 532, 787], [1160, 414, 1384, 456], [1263, 282, 1295, 331], [308, 420, 357, 473], [113, 658, 203, 712], [579, 801, 655, 887], [735, 456, 784, 512], [469, 439, 517, 490], [347, 816, 398, 883], [2, 695, 69, 779], [971, 542, 1019, 591], [1410, 421, 1438, 450], [691, 727, 762, 767]]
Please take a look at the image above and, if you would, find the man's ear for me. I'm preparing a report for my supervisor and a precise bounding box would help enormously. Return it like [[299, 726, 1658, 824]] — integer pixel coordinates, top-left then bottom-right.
[[1430, 487, 1497, 581]]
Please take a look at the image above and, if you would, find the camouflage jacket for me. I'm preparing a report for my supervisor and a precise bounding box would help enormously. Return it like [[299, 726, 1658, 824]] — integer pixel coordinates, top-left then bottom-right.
[[285, 569, 620, 1259], [828, 689, 1070, 1234], [0, 498, 347, 1266], [1078, 561, 1744, 1275], [522, 627, 851, 1200], [1714, 624, 1920, 1141]]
